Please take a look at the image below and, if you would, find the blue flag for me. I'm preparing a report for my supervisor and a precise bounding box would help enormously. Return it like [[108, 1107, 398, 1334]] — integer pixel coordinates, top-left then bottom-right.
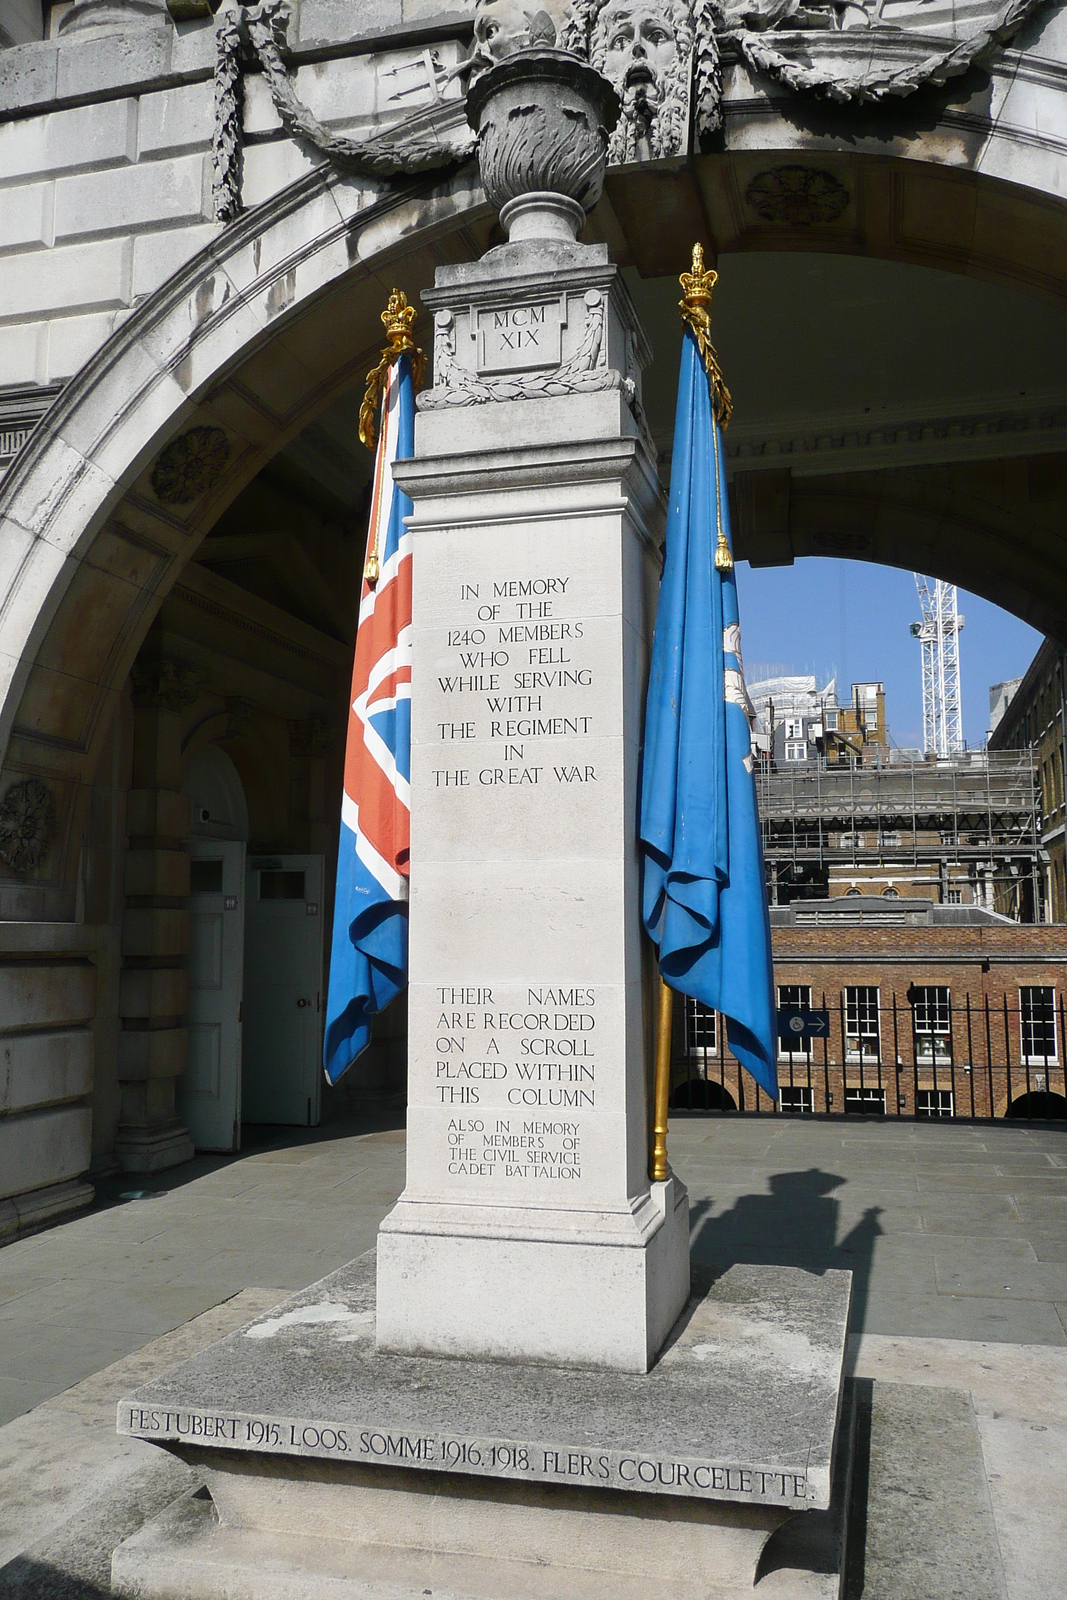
[[639, 326, 778, 1101]]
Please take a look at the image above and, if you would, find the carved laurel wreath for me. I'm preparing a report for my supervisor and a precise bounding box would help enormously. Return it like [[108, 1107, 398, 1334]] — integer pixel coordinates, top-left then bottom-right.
[[418, 290, 622, 410], [0, 778, 55, 875]]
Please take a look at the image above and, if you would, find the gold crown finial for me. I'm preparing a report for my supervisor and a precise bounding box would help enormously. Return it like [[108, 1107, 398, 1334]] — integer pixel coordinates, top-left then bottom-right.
[[381, 288, 417, 353], [359, 287, 425, 586], [359, 289, 425, 455], [678, 240, 733, 432], [680, 242, 716, 310]]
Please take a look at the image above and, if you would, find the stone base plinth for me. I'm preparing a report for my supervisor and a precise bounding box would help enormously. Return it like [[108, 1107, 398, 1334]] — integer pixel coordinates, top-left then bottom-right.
[[114, 1121, 194, 1172], [113, 1254, 852, 1598], [376, 1177, 690, 1372], [112, 1433, 853, 1600]]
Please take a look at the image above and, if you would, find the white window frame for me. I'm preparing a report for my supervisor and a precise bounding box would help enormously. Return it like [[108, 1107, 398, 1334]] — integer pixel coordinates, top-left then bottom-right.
[[844, 1086, 887, 1114], [844, 986, 880, 1063], [684, 997, 718, 1058], [785, 718, 804, 740], [912, 985, 952, 1065], [1020, 986, 1058, 1065], [778, 984, 813, 1061], [785, 740, 808, 763], [825, 710, 838, 731], [780, 1086, 814, 1115], [916, 1089, 954, 1118]]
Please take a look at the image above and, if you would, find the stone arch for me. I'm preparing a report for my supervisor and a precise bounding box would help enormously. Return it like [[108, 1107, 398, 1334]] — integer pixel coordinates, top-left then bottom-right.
[[6, 128, 1067, 909]]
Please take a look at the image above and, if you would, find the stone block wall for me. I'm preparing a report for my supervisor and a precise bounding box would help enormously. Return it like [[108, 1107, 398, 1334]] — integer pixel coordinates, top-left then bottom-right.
[[0, 931, 103, 1238], [0, 7, 470, 392]]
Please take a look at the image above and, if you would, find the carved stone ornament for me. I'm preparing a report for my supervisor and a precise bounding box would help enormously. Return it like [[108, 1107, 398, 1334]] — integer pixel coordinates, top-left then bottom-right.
[[208, 0, 1053, 225], [466, 46, 620, 215], [0, 778, 55, 875], [151, 426, 231, 506], [722, 0, 1053, 106], [745, 166, 849, 224], [130, 658, 202, 712], [419, 290, 625, 410], [590, 0, 719, 160]]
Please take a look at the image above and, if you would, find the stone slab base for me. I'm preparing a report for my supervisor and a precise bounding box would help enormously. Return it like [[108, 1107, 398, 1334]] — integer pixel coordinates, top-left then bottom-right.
[[114, 1123, 194, 1173], [0, 1176, 94, 1243], [112, 1390, 854, 1600], [118, 1255, 851, 1514]]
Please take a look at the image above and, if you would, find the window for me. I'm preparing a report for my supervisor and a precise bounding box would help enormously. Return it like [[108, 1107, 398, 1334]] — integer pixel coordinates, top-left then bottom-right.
[[785, 741, 808, 762], [911, 985, 952, 1064], [844, 986, 880, 1062], [780, 1086, 814, 1114], [844, 1087, 886, 1114], [778, 984, 813, 1060], [259, 869, 306, 900], [825, 710, 838, 731], [190, 858, 223, 894], [916, 1089, 954, 1118], [1020, 986, 1057, 1064], [684, 997, 717, 1056], [946, 888, 963, 904], [785, 718, 804, 740]]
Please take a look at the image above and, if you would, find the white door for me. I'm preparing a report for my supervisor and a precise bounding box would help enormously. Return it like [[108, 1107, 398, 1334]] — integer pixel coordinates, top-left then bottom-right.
[[180, 838, 246, 1151], [243, 854, 324, 1126]]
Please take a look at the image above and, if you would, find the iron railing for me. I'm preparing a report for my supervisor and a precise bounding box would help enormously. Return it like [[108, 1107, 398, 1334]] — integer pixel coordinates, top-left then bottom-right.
[[670, 994, 1067, 1121]]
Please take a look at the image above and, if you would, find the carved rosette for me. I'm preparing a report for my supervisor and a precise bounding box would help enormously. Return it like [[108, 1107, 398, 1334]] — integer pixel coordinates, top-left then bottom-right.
[[151, 426, 231, 507], [0, 778, 55, 875], [466, 47, 620, 215]]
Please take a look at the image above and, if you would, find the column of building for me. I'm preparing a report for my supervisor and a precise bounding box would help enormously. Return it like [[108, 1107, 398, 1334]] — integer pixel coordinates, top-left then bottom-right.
[[113, 653, 198, 1172]]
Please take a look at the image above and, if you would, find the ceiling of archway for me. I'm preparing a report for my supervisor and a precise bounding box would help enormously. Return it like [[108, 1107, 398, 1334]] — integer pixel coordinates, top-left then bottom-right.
[[227, 245, 1067, 647]]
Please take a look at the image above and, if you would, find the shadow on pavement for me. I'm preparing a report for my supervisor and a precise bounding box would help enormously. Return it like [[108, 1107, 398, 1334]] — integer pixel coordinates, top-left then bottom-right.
[[88, 1093, 407, 1215], [689, 1168, 884, 1333]]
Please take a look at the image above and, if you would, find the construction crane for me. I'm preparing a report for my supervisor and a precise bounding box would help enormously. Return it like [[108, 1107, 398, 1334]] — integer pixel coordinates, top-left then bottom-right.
[[910, 577, 965, 756]]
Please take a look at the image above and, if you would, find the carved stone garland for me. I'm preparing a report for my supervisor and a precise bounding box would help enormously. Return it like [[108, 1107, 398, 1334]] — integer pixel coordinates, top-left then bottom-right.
[[210, 0, 1054, 223], [728, 0, 1051, 106], [212, 1, 476, 221]]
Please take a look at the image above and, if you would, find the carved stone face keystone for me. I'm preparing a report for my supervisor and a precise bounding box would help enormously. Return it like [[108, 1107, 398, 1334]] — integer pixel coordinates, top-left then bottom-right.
[[590, 0, 692, 162], [600, 0, 677, 112]]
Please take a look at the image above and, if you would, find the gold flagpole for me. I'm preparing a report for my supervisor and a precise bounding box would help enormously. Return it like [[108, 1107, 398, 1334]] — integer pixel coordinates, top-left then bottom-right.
[[650, 971, 673, 1182]]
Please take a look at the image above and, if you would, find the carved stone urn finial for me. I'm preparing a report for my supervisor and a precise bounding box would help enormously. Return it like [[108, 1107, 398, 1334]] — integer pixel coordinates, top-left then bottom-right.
[[465, 47, 620, 245]]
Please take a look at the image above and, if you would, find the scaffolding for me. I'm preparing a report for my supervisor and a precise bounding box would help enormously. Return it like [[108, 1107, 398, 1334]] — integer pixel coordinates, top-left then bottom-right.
[[756, 751, 1043, 916]]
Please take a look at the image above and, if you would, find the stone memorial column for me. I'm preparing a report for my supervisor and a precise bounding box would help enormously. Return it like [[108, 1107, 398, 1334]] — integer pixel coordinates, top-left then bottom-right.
[[377, 47, 690, 1373]]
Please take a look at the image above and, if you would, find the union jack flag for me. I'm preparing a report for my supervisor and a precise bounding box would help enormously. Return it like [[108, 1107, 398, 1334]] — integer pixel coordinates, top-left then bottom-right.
[[323, 352, 414, 1083]]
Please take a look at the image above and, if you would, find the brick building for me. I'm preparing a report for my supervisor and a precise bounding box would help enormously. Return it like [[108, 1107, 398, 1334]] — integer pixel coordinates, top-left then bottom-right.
[[670, 897, 1067, 1120], [988, 638, 1067, 922]]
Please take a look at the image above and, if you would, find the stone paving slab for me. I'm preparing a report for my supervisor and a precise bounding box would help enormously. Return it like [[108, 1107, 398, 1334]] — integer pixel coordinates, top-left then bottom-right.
[[2, 1116, 1067, 1436]]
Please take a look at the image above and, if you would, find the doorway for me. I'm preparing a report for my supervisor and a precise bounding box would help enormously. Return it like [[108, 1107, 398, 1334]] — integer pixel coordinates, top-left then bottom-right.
[[180, 745, 250, 1152], [182, 838, 246, 1151], [243, 854, 325, 1127]]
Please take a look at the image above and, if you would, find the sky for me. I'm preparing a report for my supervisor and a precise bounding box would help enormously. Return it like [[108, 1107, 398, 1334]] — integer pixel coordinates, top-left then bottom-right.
[[733, 558, 1041, 751]]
